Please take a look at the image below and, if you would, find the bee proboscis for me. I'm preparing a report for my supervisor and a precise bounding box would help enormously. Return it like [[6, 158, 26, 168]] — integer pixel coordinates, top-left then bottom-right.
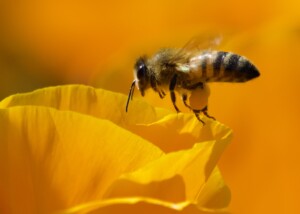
[[125, 37, 260, 124]]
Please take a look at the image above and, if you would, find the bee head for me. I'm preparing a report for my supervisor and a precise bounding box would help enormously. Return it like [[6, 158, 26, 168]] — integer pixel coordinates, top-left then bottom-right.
[[134, 57, 150, 96], [126, 56, 150, 112]]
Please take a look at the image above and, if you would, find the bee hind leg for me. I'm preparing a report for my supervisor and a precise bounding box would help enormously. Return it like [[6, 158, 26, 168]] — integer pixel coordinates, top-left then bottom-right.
[[202, 106, 216, 120], [182, 94, 192, 110], [193, 109, 205, 125], [193, 106, 215, 124], [169, 74, 180, 113]]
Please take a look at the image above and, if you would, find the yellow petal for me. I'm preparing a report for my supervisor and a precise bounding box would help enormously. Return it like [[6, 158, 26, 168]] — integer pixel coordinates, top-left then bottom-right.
[[0, 85, 232, 212], [129, 113, 232, 152], [104, 115, 232, 209], [0, 84, 231, 152], [0, 106, 163, 213], [196, 167, 231, 209], [60, 197, 229, 214], [0, 85, 170, 126]]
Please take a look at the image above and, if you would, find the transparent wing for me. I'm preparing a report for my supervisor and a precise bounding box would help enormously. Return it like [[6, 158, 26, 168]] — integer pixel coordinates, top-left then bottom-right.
[[183, 34, 222, 51], [171, 34, 223, 63]]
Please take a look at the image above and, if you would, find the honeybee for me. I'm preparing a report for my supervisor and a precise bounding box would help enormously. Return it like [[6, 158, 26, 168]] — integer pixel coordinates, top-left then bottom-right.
[[125, 37, 260, 123]]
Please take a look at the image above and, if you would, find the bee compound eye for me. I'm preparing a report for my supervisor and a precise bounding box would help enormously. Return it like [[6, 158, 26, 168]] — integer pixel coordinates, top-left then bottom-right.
[[137, 63, 147, 79]]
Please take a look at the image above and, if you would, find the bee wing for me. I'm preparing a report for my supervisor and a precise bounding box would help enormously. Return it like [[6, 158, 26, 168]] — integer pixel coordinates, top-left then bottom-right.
[[171, 34, 223, 63], [183, 34, 222, 50]]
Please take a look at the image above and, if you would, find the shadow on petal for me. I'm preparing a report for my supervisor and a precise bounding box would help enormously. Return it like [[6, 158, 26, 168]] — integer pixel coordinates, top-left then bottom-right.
[[104, 174, 186, 203], [129, 113, 232, 152]]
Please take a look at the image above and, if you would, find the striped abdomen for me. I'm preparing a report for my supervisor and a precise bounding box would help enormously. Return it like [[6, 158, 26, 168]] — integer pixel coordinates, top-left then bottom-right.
[[189, 51, 260, 82]]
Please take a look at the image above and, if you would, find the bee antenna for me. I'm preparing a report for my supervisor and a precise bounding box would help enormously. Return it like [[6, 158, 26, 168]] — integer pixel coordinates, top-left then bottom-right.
[[126, 80, 136, 112]]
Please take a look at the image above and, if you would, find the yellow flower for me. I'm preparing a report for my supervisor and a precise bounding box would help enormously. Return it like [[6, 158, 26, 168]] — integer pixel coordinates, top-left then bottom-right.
[[0, 85, 232, 214]]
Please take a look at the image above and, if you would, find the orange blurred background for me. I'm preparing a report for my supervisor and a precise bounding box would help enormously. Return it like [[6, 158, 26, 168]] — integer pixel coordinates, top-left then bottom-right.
[[1, 0, 300, 213]]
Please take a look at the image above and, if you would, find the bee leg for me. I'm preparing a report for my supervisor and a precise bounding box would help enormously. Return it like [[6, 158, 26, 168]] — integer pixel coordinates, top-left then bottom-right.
[[201, 106, 216, 120], [193, 109, 205, 125], [182, 94, 192, 110], [150, 75, 165, 99], [186, 82, 204, 90], [169, 74, 180, 112], [158, 91, 165, 99]]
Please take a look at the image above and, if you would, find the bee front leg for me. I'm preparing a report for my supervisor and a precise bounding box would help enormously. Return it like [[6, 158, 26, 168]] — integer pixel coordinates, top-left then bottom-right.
[[160, 90, 166, 98], [169, 74, 180, 112], [150, 75, 165, 99]]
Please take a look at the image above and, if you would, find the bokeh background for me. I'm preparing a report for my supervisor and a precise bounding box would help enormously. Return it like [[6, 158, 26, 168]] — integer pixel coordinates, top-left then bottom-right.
[[1, 0, 299, 213]]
